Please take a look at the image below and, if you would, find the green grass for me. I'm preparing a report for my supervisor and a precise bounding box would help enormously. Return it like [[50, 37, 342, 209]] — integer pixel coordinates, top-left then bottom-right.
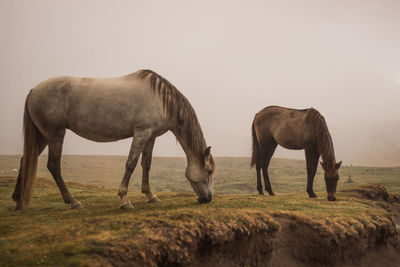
[[0, 155, 399, 266], [0, 176, 397, 266]]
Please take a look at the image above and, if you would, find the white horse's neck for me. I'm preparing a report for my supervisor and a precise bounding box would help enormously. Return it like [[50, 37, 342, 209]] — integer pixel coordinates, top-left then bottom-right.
[[172, 128, 205, 167]]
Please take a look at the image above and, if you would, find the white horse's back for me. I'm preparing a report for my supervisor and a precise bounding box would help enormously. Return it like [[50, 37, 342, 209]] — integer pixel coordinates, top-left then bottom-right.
[[28, 72, 167, 142]]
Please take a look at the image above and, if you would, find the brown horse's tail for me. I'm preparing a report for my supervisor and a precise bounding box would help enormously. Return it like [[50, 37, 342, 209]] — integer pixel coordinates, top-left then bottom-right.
[[250, 120, 258, 168], [18, 92, 41, 209]]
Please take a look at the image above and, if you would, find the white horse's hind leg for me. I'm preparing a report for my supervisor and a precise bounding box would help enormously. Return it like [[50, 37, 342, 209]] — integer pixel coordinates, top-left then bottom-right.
[[141, 137, 160, 203], [47, 139, 82, 209], [118, 130, 152, 209]]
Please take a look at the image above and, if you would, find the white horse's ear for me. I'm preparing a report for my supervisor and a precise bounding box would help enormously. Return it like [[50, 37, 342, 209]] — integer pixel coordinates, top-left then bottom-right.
[[204, 146, 214, 174], [320, 161, 326, 170], [205, 146, 211, 157], [335, 161, 342, 170]]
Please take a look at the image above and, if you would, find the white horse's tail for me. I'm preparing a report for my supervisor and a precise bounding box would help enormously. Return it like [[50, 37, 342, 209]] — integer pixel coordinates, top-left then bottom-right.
[[17, 91, 43, 209]]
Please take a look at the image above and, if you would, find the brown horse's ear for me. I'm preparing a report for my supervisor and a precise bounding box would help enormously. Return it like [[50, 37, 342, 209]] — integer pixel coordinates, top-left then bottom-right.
[[335, 161, 342, 170], [205, 146, 211, 157], [320, 161, 326, 170]]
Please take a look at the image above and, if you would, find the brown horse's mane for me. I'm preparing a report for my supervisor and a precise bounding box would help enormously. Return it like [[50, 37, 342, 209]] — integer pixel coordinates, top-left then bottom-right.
[[304, 108, 336, 170], [137, 69, 206, 159]]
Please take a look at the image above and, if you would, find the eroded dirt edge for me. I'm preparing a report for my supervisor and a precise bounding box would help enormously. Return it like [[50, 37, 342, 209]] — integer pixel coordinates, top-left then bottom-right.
[[91, 184, 400, 267]]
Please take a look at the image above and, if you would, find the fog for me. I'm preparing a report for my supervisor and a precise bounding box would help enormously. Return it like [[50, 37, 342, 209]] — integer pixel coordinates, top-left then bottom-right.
[[0, 0, 399, 166]]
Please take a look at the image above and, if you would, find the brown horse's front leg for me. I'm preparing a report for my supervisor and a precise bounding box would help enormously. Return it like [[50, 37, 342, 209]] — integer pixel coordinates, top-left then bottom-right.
[[262, 167, 275, 196], [305, 148, 319, 198]]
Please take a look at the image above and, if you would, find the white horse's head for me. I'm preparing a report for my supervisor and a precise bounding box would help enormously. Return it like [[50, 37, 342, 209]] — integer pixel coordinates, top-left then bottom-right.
[[185, 146, 215, 203]]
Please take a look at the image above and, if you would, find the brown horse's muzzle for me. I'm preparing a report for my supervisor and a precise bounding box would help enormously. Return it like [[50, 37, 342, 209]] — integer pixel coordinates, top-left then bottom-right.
[[325, 175, 339, 202]]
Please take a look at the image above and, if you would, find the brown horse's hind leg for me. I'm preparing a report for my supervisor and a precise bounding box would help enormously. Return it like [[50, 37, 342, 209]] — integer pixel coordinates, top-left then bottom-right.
[[12, 137, 47, 208], [140, 137, 160, 203], [261, 141, 277, 196], [47, 140, 82, 209], [118, 130, 152, 209], [305, 147, 319, 198]]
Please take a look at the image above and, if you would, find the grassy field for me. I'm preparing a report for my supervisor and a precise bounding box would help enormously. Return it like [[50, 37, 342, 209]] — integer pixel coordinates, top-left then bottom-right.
[[1, 154, 399, 195], [0, 176, 398, 266], [0, 155, 399, 266]]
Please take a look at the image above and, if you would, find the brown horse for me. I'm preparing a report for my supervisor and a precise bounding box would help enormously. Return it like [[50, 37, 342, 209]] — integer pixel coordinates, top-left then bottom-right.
[[12, 69, 215, 210], [251, 106, 341, 201]]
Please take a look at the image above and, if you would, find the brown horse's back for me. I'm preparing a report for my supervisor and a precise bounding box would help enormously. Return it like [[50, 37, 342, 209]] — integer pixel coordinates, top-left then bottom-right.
[[253, 106, 315, 150]]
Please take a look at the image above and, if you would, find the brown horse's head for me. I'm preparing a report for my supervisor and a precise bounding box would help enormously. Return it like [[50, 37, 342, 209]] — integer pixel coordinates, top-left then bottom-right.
[[321, 161, 342, 201]]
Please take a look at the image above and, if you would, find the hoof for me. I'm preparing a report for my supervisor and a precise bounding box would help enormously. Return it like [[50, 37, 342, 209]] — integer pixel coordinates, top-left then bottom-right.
[[71, 201, 83, 209], [308, 192, 318, 198], [258, 191, 264, 195], [120, 200, 134, 210], [268, 191, 275, 196], [147, 196, 161, 203], [14, 202, 23, 211]]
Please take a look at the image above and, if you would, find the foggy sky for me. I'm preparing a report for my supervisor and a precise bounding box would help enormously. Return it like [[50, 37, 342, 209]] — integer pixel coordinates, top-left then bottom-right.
[[0, 0, 399, 166]]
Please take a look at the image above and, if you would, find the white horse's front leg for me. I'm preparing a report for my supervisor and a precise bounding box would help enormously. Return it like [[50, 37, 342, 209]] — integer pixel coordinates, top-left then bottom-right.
[[118, 130, 152, 210], [141, 137, 160, 203]]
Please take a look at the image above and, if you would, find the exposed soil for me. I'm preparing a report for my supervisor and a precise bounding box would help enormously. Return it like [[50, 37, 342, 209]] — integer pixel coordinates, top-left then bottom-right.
[[92, 211, 279, 267], [91, 184, 400, 267], [343, 183, 400, 204], [270, 215, 400, 267]]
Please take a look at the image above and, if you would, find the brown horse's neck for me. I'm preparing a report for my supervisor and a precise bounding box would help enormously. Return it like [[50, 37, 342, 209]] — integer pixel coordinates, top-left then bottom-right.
[[315, 119, 336, 173]]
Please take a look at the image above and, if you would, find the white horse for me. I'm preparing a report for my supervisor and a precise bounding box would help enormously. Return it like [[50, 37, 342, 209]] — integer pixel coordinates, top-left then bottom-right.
[[12, 70, 215, 210]]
